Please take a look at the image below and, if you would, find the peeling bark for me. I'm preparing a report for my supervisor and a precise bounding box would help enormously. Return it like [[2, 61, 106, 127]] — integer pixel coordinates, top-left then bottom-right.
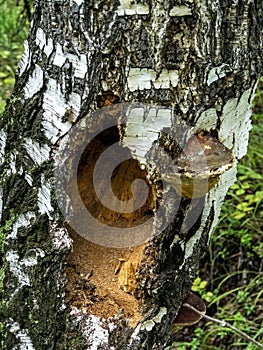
[[0, 0, 262, 349]]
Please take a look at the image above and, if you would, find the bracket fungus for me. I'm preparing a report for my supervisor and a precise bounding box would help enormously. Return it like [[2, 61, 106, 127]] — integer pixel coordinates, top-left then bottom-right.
[[173, 292, 206, 333], [163, 133, 234, 198]]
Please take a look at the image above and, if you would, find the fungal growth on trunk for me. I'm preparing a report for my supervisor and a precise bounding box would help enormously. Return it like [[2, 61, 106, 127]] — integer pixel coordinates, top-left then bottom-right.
[[172, 292, 206, 333], [162, 133, 234, 198]]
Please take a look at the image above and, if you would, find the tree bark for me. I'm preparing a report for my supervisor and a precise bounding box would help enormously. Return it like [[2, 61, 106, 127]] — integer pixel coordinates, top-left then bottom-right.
[[0, 0, 262, 349]]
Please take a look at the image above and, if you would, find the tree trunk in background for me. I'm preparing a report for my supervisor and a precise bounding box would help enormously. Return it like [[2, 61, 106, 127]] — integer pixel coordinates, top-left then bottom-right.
[[0, 1, 262, 349]]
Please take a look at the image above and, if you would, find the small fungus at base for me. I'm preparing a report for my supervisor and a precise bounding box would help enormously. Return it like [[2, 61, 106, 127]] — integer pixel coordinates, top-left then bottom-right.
[[173, 291, 206, 333]]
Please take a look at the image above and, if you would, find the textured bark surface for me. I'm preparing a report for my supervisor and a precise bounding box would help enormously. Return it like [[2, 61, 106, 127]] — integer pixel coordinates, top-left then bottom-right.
[[0, 0, 262, 349]]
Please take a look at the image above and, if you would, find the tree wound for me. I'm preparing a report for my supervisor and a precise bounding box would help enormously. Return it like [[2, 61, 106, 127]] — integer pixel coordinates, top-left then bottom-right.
[[64, 116, 159, 326]]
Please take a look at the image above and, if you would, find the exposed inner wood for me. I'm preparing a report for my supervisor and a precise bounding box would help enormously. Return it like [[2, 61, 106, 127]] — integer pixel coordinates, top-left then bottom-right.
[[65, 228, 144, 326], [65, 126, 158, 325]]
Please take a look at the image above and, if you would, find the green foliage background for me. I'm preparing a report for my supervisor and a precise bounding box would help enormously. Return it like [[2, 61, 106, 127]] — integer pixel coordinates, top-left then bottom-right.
[[0, 0, 29, 115], [0, 1, 262, 349]]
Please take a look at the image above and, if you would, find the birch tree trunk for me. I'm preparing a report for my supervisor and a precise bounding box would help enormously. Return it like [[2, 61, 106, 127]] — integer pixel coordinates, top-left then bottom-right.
[[0, 1, 262, 349]]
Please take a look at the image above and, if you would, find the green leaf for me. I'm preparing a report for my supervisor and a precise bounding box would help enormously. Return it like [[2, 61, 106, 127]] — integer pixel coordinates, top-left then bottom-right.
[[255, 191, 263, 200], [199, 281, 208, 289], [233, 212, 246, 219], [238, 165, 262, 180], [236, 189, 245, 196], [241, 182, 250, 190], [193, 277, 201, 286]]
